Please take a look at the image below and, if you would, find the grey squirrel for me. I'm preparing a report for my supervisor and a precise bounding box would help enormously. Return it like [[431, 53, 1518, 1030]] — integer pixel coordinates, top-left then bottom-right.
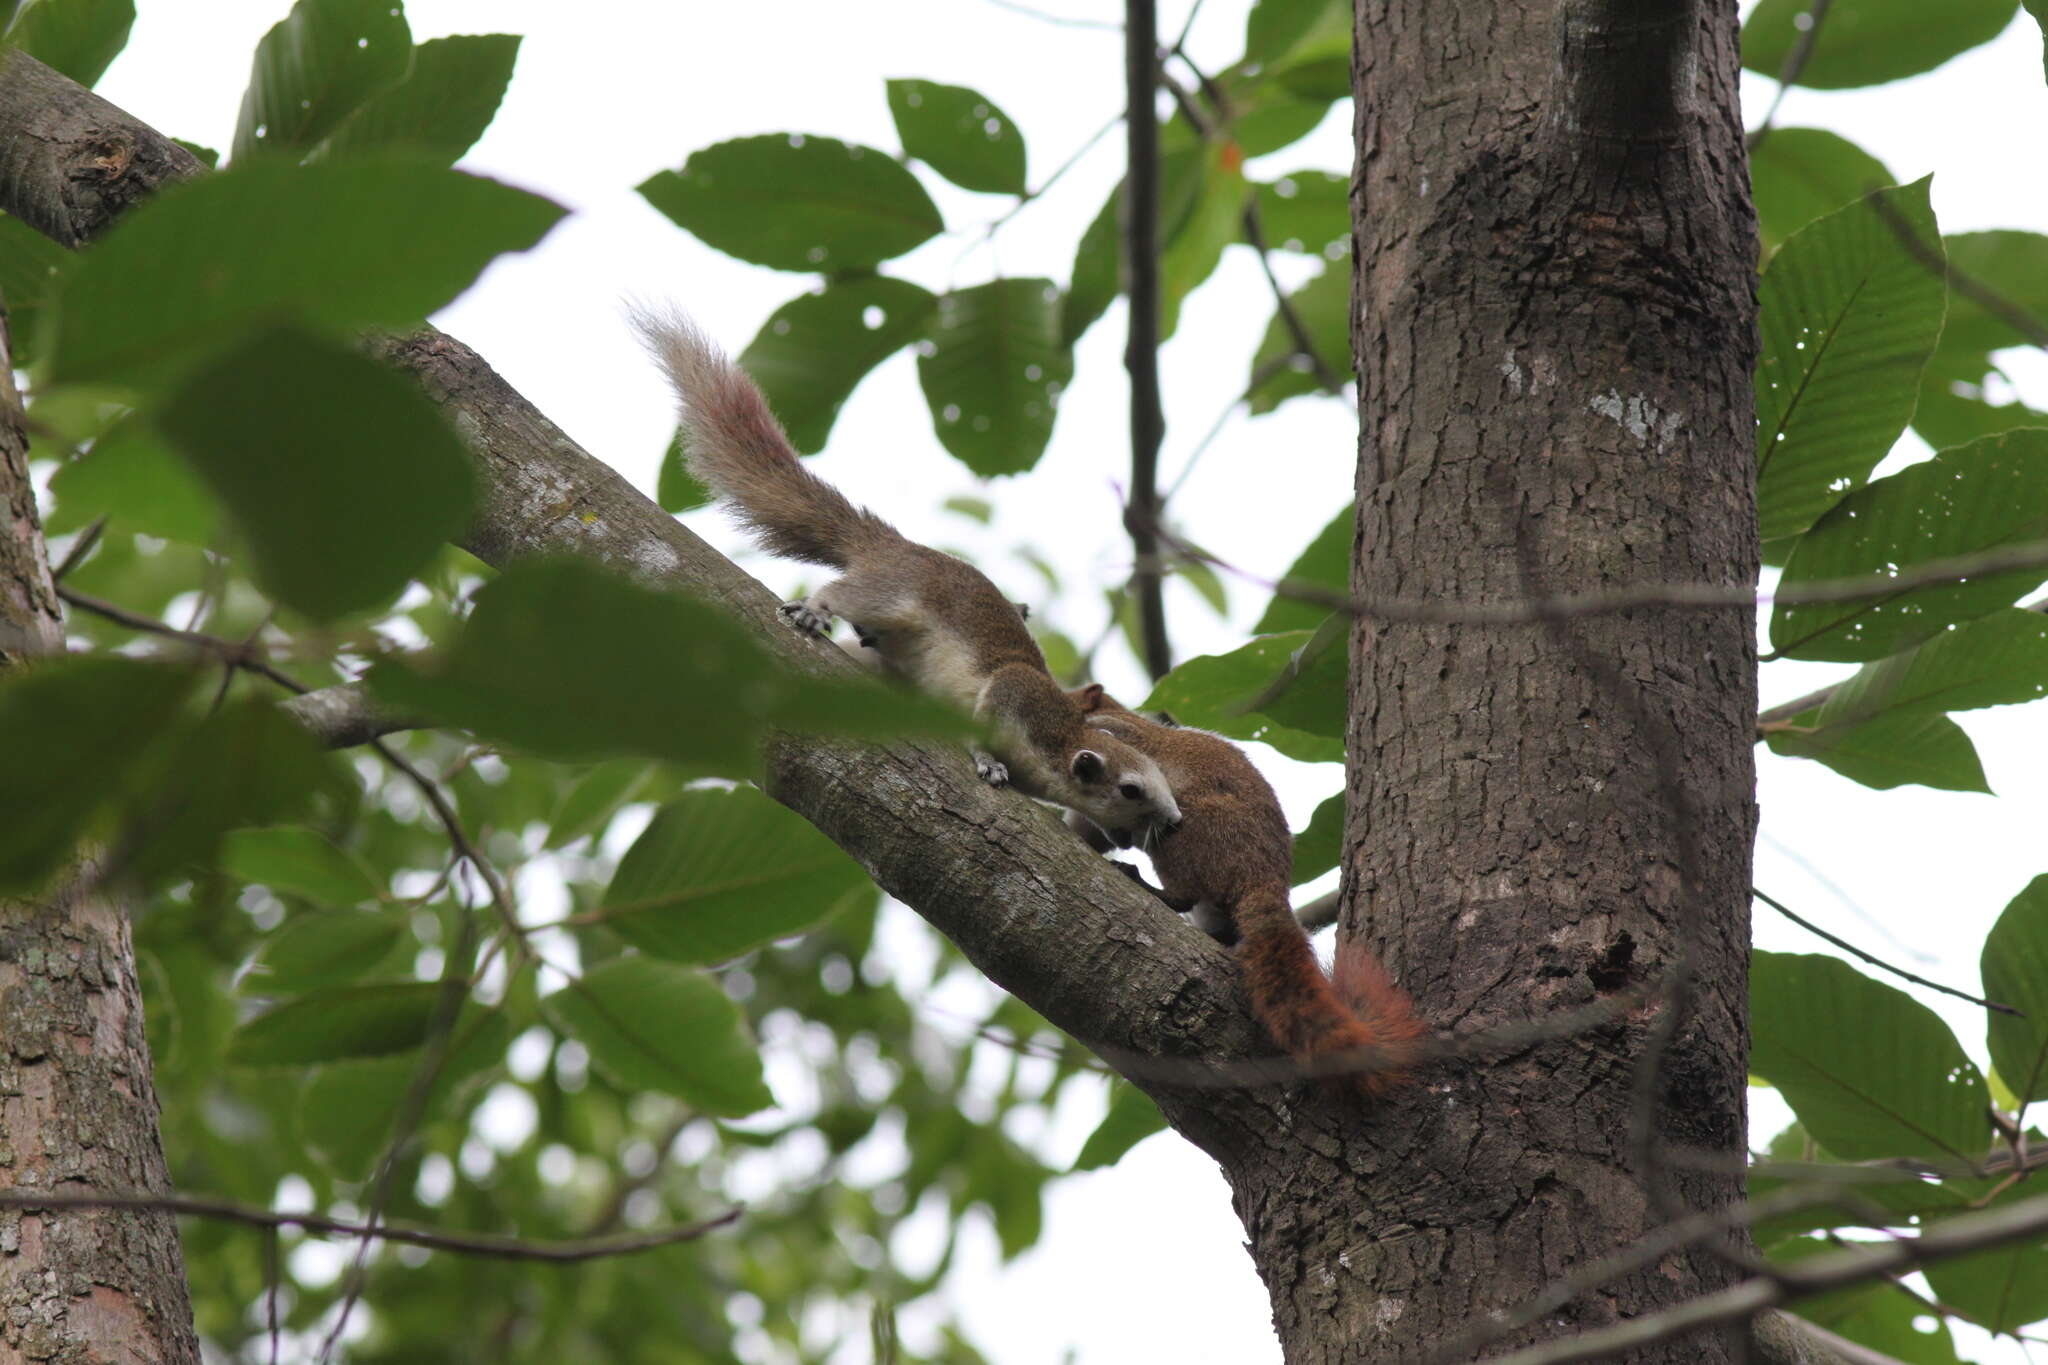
[[1068, 686, 1426, 1095], [632, 307, 1183, 840]]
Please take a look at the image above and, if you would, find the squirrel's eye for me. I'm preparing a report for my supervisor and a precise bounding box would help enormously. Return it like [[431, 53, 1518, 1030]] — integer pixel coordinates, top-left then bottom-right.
[[1119, 783, 1142, 800]]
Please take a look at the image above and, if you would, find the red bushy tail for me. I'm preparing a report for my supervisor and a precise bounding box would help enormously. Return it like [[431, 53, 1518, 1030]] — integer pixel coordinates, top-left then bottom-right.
[[1232, 883, 1426, 1096]]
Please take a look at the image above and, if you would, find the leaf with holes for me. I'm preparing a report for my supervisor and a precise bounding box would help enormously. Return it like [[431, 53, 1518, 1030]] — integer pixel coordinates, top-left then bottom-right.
[[1750, 951, 1989, 1164], [232, 0, 412, 161], [1252, 170, 1347, 259], [1985, 876, 2048, 1103], [1771, 431, 2048, 661], [739, 277, 936, 452], [917, 278, 1072, 477], [1749, 128, 1895, 256], [314, 34, 521, 167], [886, 78, 1025, 196], [1754, 178, 1945, 544], [639, 134, 942, 273], [601, 787, 875, 964], [544, 957, 772, 1116], [1742, 0, 2017, 89]]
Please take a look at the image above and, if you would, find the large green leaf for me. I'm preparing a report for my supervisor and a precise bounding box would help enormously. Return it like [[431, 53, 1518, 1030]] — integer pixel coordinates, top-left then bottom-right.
[[1771, 1239, 1968, 1362], [298, 1008, 509, 1178], [48, 160, 565, 387], [1245, 0, 1347, 66], [601, 787, 874, 964], [1793, 609, 2048, 730], [1924, 1233, 2048, 1337], [1771, 432, 2048, 661], [153, 323, 476, 621], [1754, 178, 1946, 543], [639, 134, 942, 273], [244, 910, 406, 993], [739, 277, 937, 453], [916, 278, 1073, 477], [222, 826, 383, 906], [0, 212, 67, 363], [1143, 631, 1343, 764], [1748, 128, 1894, 256], [371, 558, 968, 769], [5, 0, 134, 87], [544, 957, 773, 1116], [545, 759, 656, 851], [1938, 231, 2048, 356], [1070, 1081, 1166, 1171], [0, 657, 194, 891], [886, 79, 1025, 196], [1246, 262, 1349, 414], [314, 34, 521, 167], [1750, 951, 1990, 1164], [1765, 708, 1990, 793], [1984, 876, 2048, 1103], [1252, 170, 1347, 260], [1290, 792, 1342, 885], [1742, 0, 2018, 89], [1256, 504, 1351, 633], [46, 418, 217, 545], [228, 981, 443, 1065], [232, 0, 412, 162]]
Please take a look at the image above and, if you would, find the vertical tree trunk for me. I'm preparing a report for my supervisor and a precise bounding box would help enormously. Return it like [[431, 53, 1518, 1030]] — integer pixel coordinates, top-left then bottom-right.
[[1327, 0, 1760, 1358], [0, 302, 201, 1363]]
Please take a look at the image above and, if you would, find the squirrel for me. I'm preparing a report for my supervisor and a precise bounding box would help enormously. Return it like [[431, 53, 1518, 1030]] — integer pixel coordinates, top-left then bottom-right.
[[631, 307, 1183, 841], [1067, 685, 1426, 1095]]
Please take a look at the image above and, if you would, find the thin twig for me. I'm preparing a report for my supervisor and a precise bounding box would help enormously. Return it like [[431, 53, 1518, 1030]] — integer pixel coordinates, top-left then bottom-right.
[[50, 515, 103, 581], [1124, 0, 1173, 680], [1242, 197, 1345, 393], [57, 584, 306, 692], [0, 1190, 739, 1261], [1868, 188, 2048, 352], [980, 0, 1121, 29], [967, 112, 1121, 257], [1746, 0, 1834, 153], [1753, 886, 2020, 1016]]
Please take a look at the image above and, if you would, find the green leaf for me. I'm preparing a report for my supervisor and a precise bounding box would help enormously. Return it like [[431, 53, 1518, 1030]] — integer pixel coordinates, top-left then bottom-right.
[[1754, 178, 1946, 543], [1061, 146, 1209, 346], [48, 160, 565, 388], [655, 429, 712, 513], [1765, 708, 1991, 793], [1800, 609, 2048, 730], [639, 134, 943, 273], [299, 1008, 510, 1178], [244, 911, 406, 993], [1257, 504, 1351, 633], [1158, 145, 1248, 339], [917, 279, 1073, 477], [1743, 0, 2018, 89], [232, 0, 412, 162], [228, 981, 443, 1065], [1252, 170, 1347, 260], [0, 212, 67, 363], [221, 826, 382, 906], [1771, 1239, 1968, 1362], [46, 418, 217, 545], [1246, 262, 1349, 414], [602, 787, 873, 964], [1938, 231, 2048, 357], [1071, 1081, 1166, 1171], [1913, 352, 2048, 450], [944, 495, 993, 524], [544, 957, 772, 1116], [314, 34, 522, 167], [1245, 0, 1348, 69], [5, 0, 134, 87], [1750, 951, 1990, 1164], [1228, 93, 1334, 159], [1177, 557, 1229, 617], [370, 558, 968, 769], [1290, 792, 1343, 885], [153, 323, 476, 621], [1748, 128, 1895, 256], [886, 79, 1026, 196], [545, 759, 652, 850], [1251, 614, 1348, 743], [1924, 1236, 2048, 1338], [740, 277, 937, 453], [1984, 875, 2048, 1103], [1771, 432, 2048, 661], [1143, 631, 1343, 764], [0, 657, 196, 891]]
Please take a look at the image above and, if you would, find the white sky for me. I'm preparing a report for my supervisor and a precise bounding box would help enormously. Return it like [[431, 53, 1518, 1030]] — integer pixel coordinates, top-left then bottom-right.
[[90, 3, 2048, 1362]]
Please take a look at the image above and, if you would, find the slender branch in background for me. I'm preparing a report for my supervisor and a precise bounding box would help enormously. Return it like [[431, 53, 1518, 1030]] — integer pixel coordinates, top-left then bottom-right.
[[1486, 1190, 2048, 1365], [980, 0, 1122, 30], [582, 1111, 697, 1237], [0, 1190, 739, 1261], [57, 584, 307, 693], [1162, 387, 1245, 499], [961, 112, 1121, 261], [1123, 0, 1172, 680], [1746, 0, 1834, 153], [1868, 189, 2048, 352], [50, 515, 104, 580], [264, 1227, 282, 1365], [1170, 0, 1207, 51], [1295, 888, 1339, 933], [1241, 197, 1345, 393], [1752, 887, 2019, 1014]]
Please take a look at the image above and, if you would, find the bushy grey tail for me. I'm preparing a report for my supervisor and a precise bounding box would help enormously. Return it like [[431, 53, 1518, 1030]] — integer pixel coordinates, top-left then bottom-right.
[[628, 303, 896, 568]]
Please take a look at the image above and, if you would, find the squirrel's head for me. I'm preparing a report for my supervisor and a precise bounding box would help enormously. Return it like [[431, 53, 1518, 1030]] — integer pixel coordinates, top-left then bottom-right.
[[1066, 736, 1181, 846]]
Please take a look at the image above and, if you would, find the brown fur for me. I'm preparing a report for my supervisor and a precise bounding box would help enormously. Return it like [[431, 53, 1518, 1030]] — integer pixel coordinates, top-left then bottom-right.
[[630, 307, 1181, 836], [1071, 686, 1427, 1096]]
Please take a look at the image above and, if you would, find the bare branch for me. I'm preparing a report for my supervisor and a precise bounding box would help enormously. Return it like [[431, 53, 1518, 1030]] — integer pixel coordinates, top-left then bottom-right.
[[1124, 0, 1172, 679], [279, 681, 423, 749], [1754, 886, 2020, 1016], [0, 1190, 738, 1262]]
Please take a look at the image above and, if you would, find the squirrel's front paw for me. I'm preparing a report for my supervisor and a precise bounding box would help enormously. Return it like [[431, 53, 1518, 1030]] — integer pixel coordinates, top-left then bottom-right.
[[973, 751, 1010, 787], [779, 601, 832, 637]]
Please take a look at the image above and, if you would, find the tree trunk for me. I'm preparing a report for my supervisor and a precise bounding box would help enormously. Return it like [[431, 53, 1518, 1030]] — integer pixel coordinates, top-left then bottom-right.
[[1279, 0, 1759, 1359], [0, 302, 201, 1363]]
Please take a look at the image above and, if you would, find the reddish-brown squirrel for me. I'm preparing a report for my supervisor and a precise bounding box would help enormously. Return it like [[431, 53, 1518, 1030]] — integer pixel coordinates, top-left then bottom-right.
[[631, 308, 1182, 841], [1068, 686, 1426, 1095]]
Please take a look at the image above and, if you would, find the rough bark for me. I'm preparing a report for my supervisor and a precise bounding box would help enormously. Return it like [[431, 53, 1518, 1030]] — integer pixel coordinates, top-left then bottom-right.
[[1323, 1, 1761, 1361], [0, 297, 201, 1359]]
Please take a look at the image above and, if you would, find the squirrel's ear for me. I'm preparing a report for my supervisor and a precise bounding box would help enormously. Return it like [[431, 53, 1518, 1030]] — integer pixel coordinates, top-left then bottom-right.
[[1076, 683, 1105, 711], [1071, 748, 1106, 783], [1013, 600, 1031, 621]]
